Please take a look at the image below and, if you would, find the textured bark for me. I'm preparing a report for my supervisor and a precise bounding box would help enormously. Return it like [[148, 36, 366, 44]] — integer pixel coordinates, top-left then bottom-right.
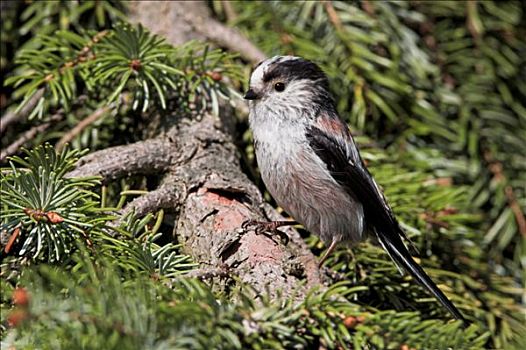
[[68, 139, 178, 184], [120, 175, 183, 219], [68, 1, 324, 298]]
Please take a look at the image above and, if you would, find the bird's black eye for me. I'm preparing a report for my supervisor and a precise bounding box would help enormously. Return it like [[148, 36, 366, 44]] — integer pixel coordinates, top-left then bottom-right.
[[274, 82, 285, 92]]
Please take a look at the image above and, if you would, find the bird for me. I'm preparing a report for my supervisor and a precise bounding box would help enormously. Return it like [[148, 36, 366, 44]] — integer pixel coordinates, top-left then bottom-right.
[[244, 55, 467, 323]]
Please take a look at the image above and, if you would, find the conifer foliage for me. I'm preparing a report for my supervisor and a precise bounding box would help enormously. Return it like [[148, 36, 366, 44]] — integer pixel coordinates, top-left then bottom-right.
[[1, 1, 525, 349]]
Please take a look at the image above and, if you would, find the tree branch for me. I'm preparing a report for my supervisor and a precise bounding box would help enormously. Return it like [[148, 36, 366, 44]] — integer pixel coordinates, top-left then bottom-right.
[[0, 113, 62, 162], [0, 89, 45, 135], [221, 0, 238, 23], [324, 1, 343, 32], [128, 1, 266, 64], [183, 11, 267, 64], [67, 138, 180, 183], [56, 106, 111, 151], [483, 150, 526, 237], [119, 176, 183, 219]]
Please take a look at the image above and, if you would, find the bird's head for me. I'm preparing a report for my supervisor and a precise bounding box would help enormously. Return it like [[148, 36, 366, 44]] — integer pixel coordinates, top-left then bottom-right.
[[245, 56, 334, 118]]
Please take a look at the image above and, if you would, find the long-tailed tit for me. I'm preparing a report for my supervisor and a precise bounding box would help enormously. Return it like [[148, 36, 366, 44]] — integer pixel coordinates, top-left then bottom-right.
[[244, 56, 466, 323]]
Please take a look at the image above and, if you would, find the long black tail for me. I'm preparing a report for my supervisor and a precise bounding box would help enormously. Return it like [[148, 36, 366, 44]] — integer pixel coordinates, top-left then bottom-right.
[[376, 230, 468, 325]]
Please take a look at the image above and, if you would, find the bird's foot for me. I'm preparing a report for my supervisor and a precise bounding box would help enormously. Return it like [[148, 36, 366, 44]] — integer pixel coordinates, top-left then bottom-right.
[[241, 219, 295, 245], [318, 238, 339, 267]]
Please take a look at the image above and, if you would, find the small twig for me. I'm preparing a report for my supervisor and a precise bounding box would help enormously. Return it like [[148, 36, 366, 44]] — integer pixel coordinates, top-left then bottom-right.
[[118, 177, 183, 220], [3, 227, 21, 254], [91, 174, 183, 238], [505, 186, 526, 237], [324, 1, 343, 32], [361, 0, 375, 17], [483, 150, 526, 237], [0, 113, 63, 162], [0, 89, 45, 135], [420, 213, 450, 229], [466, 1, 482, 42], [56, 105, 111, 151], [221, 0, 238, 23]]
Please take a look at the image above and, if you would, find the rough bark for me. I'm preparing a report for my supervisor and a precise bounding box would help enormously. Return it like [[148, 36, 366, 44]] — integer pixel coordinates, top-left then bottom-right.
[[68, 139, 178, 184], [69, 1, 323, 298]]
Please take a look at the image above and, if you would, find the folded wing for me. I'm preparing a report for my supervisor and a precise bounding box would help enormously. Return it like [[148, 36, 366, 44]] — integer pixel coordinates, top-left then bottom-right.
[[305, 112, 467, 323]]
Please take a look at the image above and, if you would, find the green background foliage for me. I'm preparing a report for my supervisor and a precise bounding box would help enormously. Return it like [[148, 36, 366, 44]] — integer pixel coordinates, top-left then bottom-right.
[[1, 1, 524, 349]]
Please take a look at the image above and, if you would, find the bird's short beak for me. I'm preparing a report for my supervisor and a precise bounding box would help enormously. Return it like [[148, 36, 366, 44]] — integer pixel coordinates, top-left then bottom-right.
[[244, 89, 259, 100]]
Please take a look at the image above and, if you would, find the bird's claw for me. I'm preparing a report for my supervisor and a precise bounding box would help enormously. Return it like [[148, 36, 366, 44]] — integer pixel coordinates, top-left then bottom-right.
[[241, 219, 290, 245], [241, 219, 272, 234]]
